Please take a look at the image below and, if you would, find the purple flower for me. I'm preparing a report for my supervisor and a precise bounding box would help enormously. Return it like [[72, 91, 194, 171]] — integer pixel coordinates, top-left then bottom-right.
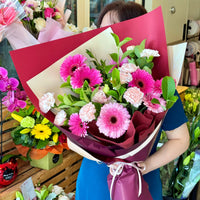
[[0, 67, 8, 80]]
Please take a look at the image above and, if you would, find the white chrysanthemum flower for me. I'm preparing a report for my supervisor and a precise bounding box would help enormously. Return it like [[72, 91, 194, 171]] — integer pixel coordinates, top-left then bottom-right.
[[39, 92, 55, 113], [140, 49, 160, 58], [54, 110, 66, 126], [79, 102, 96, 122], [52, 185, 64, 195], [34, 17, 46, 31]]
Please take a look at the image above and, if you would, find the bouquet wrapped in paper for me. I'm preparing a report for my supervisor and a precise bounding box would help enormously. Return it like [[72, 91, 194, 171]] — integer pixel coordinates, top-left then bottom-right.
[[10, 7, 177, 200]]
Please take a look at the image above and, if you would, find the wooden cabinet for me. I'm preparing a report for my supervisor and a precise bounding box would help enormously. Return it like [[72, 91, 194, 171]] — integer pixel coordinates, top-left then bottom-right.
[[145, 0, 189, 44]]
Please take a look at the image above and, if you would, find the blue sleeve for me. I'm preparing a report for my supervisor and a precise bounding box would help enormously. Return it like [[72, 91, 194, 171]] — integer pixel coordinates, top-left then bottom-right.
[[162, 90, 188, 131]]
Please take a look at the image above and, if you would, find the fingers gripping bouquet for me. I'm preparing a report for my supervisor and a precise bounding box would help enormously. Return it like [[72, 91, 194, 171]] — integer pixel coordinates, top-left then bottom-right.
[[38, 34, 178, 200]]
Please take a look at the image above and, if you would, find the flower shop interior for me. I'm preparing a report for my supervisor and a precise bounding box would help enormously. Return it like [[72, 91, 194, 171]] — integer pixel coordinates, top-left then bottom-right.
[[0, 0, 200, 200]]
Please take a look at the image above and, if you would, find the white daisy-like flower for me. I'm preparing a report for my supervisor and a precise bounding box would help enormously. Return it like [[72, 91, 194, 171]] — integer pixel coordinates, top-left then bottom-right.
[[140, 49, 160, 58]]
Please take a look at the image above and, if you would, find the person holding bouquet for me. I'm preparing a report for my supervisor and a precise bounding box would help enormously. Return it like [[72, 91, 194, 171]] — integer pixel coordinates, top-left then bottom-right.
[[75, 1, 190, 200]]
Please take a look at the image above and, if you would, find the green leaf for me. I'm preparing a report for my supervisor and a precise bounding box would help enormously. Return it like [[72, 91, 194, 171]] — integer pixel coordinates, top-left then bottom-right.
[[60, 76, 71, 88], [151, 98, 160, 104], [166, 96, 178, 109], [105, 64, 115, 74], [134, 39, 146, 57], [51, 126, 60, 133], [36, 140, 49, 149], [86, 49, 95, 58], [119, 37, 132, 48], [63, 94, 72, 106], [194, 127, 200, 140], [110, 53, 119, 63], [183, 155, 191, 166], [80, 89, 90, 103], [57, 95, 64, 103], [26, 105, 35, 115], [162, 76, 176, 100], [65, 107, 80, 116], [111, 33, 120, 46], [107, 90, 119, 100], [121, 50, 134, 61], [112, 68, 120, 87], [73, 101, 87, 107], [143, 66, 152, 74], [91, 86, 100, 100]]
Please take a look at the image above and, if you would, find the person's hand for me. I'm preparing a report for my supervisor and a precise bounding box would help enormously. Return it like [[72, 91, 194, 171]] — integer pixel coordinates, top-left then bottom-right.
[[136, 161, 147, 175]]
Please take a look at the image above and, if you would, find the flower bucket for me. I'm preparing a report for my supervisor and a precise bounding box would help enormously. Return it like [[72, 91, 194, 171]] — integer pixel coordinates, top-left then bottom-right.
[[30, 152, 63, 170]]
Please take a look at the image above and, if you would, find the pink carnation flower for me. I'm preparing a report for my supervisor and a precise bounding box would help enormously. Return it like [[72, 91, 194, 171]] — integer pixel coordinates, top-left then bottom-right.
[[79, 102, 96, 122], [92, 89, 109, 104], [60, 54, 88, 81], [96, 102, 130, 138], [143, 94, 166, 113], [68, 113, 88, 137], [71, 67, 103, 89], [129, 69, 155, 94], [120, 71, 132, 84], [124, 87, 144, 108], [39, 92, 55, 113], [54, 110, 67, 126], [119, 63, 139, 73]]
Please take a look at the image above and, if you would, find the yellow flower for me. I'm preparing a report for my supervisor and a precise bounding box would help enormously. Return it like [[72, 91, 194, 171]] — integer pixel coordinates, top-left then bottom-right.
[[11, 113, 23, 122], [41, 118, 49, 125], [31, 124, 52, 140], [20, 128, 31, 134], [53, 133, 59, 143]]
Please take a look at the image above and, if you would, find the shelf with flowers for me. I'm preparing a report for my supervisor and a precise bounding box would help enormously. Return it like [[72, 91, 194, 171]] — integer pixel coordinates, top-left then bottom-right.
[[160, 87, 200, 200], [0, 66, 69, 170]]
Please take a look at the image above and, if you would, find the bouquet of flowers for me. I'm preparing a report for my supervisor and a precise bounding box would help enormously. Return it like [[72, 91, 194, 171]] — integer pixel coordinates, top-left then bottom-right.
[[10, 7, 175, 200], [35, 31, 177, 199], [0, 0, 96, 50], [11, 102, 69, 160], [15, 184, 75, 200]]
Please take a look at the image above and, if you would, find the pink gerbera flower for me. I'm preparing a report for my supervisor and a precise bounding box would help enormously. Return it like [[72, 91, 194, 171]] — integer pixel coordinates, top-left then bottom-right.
[[153, 79, 162, 96], [71, 67, 103, 89], [96, 102, 130, 138], [68, 113, 88, 137], [129, 69, 155, 94], [143, 93, 166, 113], [60, 54, 88, 81]]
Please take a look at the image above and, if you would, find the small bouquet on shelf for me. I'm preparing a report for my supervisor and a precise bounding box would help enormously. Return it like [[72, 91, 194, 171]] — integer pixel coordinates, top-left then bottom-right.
[[11, 102, 69, 161], [10, 7, 176, 200]]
